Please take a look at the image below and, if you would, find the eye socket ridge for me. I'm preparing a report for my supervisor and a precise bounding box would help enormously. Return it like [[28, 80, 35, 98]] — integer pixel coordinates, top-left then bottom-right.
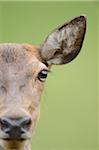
[[37, 69, 49, 82]]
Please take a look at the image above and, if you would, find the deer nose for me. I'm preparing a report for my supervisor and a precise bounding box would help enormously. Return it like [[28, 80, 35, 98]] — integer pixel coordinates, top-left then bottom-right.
[[0, 117, 31, 139]]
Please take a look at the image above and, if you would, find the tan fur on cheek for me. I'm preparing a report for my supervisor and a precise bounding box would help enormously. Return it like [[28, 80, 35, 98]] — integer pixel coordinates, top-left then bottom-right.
[[30, 106, 40, 135]]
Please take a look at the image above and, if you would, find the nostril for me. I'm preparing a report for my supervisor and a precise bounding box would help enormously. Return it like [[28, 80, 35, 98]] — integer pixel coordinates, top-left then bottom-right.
[[0, 118, 10, 133], [21, 118, 32, 131]]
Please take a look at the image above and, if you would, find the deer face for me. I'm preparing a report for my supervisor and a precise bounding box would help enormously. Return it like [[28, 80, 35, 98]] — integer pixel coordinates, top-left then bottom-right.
[[0, 16, 86, 150]]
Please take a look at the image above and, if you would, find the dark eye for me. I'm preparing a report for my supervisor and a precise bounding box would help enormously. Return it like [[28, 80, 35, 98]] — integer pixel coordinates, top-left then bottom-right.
[[37, 69, 48, 82]]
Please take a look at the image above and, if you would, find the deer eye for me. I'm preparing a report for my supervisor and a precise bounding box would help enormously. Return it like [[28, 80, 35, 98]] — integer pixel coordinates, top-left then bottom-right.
[[37, 69, 48, 82]]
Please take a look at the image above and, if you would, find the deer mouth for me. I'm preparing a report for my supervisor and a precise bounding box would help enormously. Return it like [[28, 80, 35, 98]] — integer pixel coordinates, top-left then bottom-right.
[[1, 134, 31, 141], [0, 132, 31, 141], [2, 137, 27, 141]]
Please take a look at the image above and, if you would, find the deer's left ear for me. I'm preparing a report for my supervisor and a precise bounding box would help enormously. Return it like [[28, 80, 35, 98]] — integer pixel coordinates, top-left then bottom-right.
[[39, 16, 86, 65]]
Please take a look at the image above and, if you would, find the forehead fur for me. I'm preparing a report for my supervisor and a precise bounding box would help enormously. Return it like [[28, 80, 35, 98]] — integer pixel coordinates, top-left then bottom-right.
[[0, 43, 40, 64]]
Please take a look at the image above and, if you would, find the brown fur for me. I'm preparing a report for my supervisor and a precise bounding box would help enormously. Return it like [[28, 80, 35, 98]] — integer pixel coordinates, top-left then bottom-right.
[[0, 43, 47, 150]]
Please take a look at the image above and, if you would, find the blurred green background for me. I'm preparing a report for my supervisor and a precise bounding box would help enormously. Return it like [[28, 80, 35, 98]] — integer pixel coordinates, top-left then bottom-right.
[[0, 1, 98, 150]]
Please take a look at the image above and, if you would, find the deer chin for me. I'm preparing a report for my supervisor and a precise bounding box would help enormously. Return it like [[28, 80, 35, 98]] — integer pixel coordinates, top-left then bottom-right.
[[0, 134, 31, 150], [2, 139, 29, 150]]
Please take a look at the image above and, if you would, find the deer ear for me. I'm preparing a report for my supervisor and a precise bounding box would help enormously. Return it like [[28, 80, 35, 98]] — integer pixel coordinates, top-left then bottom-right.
[[40, 16, 86, 65]]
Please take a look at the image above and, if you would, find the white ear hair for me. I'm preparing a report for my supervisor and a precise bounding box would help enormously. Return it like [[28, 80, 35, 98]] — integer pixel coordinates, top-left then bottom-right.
[[40, 16, 86, 65]]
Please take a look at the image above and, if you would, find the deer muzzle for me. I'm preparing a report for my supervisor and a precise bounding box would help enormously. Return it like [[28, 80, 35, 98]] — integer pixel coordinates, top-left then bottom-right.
[[0, 116, 32, 140]]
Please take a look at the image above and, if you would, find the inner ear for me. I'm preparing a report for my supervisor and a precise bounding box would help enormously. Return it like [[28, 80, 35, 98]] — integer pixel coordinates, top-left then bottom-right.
[[40, 16, 86, 65]]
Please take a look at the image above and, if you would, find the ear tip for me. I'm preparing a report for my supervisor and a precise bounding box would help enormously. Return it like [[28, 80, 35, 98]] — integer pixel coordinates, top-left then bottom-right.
[[75, 15, 87, 23], [79, 15, 87, 19], [79, 15, 87, 22], [72, 15, 87, 29]]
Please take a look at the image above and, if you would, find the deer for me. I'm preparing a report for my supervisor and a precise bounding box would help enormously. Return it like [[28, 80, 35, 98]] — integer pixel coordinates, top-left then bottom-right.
[[0, 16, 86, 150]]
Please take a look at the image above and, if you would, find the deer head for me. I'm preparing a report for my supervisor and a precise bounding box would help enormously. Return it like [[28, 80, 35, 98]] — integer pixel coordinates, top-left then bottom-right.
[[0, 16, 86, 150]]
